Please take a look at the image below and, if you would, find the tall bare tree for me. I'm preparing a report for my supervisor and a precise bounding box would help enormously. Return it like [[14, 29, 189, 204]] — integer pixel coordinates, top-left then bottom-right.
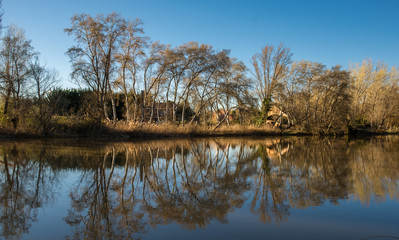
[[98, 13, 127, 123], [29, 56, 59, 134], [114, 18, 146, 122], [189, 50, 230, 124], [65, 13, 126, 124], [277, 60, 325, 129], [0, 24, 35, 128], [142, 42, 168, 123], [349, 60, 399, 129], [215, 57, 254, 126], [251, 43, 292, 123], [315, 66, 351, 133], [277, 62, 351, 133], [163, 45, 189, 122], [175, 42, 226, 125]]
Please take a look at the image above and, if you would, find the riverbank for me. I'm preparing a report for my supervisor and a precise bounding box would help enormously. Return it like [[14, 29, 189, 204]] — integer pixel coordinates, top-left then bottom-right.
[[1, 121, 397, 139], [0, 123, 292, 139]]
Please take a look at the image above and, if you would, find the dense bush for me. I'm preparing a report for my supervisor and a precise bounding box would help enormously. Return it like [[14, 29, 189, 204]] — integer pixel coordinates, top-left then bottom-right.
[[47, 88, 93, 116]]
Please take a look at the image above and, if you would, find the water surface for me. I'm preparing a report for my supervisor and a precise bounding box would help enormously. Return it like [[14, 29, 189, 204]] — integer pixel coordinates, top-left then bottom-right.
[[1, 136, 398, 240]]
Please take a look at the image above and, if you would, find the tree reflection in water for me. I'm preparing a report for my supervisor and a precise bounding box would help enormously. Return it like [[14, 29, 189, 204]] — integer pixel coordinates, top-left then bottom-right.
[[0, 143, 57, 240], [0, 136, 398, 240]]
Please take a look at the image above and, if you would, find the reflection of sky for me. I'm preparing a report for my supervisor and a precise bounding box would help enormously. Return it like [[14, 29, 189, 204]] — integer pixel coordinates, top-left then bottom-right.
[[26, 191, 399, 240], [23, 170, 81, 240], [144, 199, 399, 240]]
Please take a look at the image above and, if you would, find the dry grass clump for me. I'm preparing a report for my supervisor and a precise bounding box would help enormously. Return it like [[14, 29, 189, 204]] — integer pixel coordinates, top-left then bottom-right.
[[108, 122, 282, 138], [0, 113, 304, 139]]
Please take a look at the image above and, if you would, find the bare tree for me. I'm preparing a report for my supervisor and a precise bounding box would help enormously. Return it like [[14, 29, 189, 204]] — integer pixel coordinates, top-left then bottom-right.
[[251, 43, 292, 123], [277, 62, 351, 133], [0, 24, 35, 129], [189, 50, 229, 125], [65, 14, 105, 124], [215, 57, 254, 126], [29, 56, 59, 134], [163, 46, 189, 122], [142, 42, 168, 123], [98, 13, 127, 124], [115, 18, 147, 122], [349, 60, 399, 129], [178, 42, 220, 125], [315, 66, 351, 133], [65, 13, 126, 124], [277, 60, 325, 129]]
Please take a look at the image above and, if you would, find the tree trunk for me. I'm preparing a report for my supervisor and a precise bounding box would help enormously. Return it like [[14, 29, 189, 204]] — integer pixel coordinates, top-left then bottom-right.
[[182, 101, 186, 126], [149, 99, 155, 123], [165, 101, 169, 123], [157, 101, 161, 123], [212, 112, 229, 131], [203, 107, 207, 125], [125, 94, 130, 122], [3, 88, 11, 115], [104, 101, 110, 122], [165, 90, 170, 123], [111, 95, 117, 124], [238, 108, 242, 125], [173, 104, 177, 122], [226, 110, 231, 126], [140, 100, 145, 123], [133, 100, 138, 122]]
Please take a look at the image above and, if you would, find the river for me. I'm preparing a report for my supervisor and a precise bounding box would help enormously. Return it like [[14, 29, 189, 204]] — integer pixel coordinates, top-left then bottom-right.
[[0, 136, 398, 240]]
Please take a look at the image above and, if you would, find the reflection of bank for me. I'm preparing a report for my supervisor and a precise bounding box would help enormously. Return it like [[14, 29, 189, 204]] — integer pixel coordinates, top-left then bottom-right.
[[249, 139, 291, 223], [349, 138, 399, 204], [0, 136, 398, 239], [0, 146, 57, 240], [60, 141, 255, 239]]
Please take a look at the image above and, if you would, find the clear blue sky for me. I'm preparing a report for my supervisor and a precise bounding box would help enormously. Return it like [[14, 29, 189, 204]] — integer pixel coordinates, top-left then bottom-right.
[[3, 0, 399, 87]]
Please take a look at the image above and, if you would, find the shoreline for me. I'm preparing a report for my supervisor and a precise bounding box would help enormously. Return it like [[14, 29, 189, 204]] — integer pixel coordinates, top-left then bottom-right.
[[1, 124, 397, 140]]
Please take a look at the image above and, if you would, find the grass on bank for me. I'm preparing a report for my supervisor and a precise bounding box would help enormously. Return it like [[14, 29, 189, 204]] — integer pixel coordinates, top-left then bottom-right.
[[109, 122, 286, 138], [0, 114, 287, 138], [1, 114, 397, 139]]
